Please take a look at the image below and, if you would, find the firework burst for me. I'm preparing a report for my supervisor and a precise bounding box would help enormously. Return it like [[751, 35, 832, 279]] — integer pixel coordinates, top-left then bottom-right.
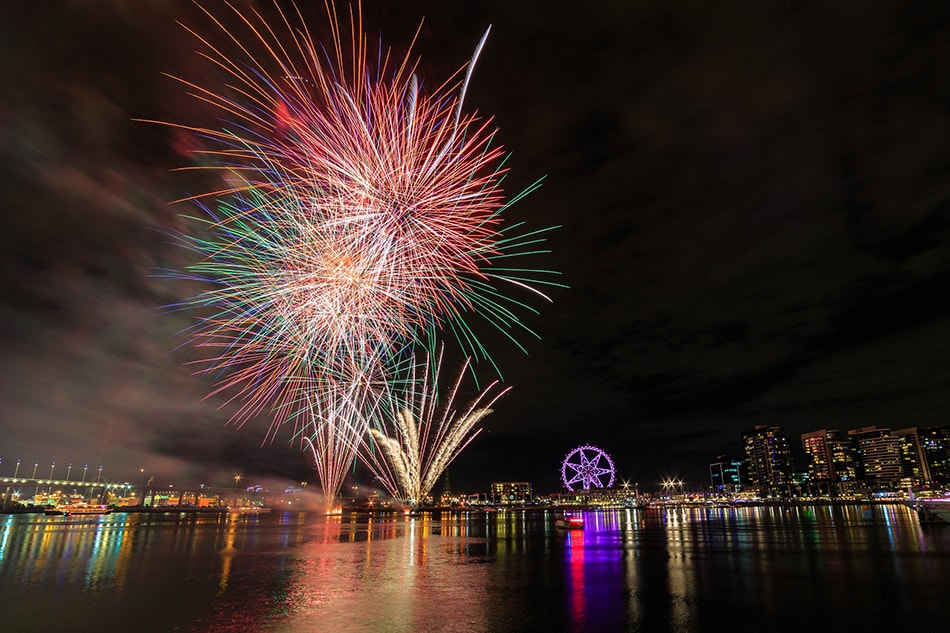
[[152, 2, 560, 505], [364, 348, 509, 508]]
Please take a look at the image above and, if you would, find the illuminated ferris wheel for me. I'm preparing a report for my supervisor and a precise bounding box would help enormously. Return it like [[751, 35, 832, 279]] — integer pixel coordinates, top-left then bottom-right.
[[561, 444, 616, 491]]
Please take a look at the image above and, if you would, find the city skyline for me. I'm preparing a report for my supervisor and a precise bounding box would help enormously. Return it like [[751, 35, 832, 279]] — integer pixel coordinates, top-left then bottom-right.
[[3, 1, 950, 495], [5, 419, 947, 499]]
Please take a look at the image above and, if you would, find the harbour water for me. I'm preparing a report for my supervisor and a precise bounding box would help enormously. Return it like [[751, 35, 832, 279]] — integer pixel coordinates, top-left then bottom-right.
[[1, 504, 948, 632]]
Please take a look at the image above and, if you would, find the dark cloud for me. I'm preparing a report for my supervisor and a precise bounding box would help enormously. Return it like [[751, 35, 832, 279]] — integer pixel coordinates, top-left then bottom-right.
[[2, 1, 950, 494]]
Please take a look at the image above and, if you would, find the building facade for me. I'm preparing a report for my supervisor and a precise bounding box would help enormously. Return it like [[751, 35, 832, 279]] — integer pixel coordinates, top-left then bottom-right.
[[802, 430, 835, 481], [801, 429, 857, 494], [921, 427, 950, 485], [848, 426, 902, 486], [892, 427, 931, 487], [743, 425, 793, 495], [490, 482, 533, 505], [709, 455, 746, 494]]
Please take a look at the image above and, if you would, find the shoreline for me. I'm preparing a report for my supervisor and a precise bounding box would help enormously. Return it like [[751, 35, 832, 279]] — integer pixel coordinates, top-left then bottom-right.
[[2, 496, 930, 517]]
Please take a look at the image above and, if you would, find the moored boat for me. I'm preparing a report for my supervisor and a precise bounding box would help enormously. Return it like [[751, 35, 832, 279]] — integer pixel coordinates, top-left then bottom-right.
[[44, 503, 113, 516], [554, 514, 584, 530]]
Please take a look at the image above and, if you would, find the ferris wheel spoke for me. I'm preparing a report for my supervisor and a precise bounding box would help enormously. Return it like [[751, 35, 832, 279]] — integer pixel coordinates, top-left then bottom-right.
[[565, 472, 585, 486]]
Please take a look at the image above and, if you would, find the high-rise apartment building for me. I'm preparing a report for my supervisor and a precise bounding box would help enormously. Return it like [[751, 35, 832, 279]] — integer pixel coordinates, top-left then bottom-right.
[[892, 427, 931, 486], [829, 434, 857, 483], [848, 426, 902, 485], [743, 425, 793, 494], [920, 427, 950, 485], [802, 430, 835, 481], [801, 429, 857, 494]]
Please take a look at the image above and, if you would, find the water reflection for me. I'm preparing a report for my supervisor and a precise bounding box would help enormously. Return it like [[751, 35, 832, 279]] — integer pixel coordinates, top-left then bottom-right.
[[1, 505, 949, 632], [565, 528, 585, 630], [252, 513, 498, 633], [610, 504, 950, 633]]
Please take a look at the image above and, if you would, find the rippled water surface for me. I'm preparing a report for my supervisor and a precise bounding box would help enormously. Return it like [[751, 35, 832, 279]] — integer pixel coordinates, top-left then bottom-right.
[[1, 505, 948, 632]]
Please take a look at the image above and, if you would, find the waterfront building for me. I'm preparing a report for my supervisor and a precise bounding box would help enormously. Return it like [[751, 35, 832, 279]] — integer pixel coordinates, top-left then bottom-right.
[[790, 470, 811, 495], [802, 430, 835, 481], [146, 489, 186, 507], [921, 426, 950, 485], [742, 425, 793, 495], [848, 426, 902, 486], [801, 429, 857, 495], [490, 482, 533, 505], [709, 455, 746, 494], [466, 492, 491, 506], [892, 427, 931, 487], [829, 433, 858, 484]]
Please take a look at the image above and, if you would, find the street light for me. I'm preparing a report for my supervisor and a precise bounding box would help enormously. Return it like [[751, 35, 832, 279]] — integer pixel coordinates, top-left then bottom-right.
[[82, 464, 88, 483], [66, 463, 73, 481], [14, 459, 21, 479], [234, 474, 242, 489], [660, 477, 685, 498]]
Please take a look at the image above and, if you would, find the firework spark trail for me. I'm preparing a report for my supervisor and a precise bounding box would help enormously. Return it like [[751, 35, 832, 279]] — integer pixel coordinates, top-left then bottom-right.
[[300, 371, 386, 511], [152, 2, 560, 506], [364, 348, 509, 507]]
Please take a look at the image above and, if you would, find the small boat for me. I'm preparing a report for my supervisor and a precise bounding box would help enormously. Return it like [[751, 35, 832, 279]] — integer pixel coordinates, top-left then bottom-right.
[[45, 503, 113, 516], [554, 514, 584, 530]]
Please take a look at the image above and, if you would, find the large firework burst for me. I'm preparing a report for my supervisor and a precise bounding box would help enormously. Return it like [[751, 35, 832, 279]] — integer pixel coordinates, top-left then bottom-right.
[[153, 1, 559, 506]]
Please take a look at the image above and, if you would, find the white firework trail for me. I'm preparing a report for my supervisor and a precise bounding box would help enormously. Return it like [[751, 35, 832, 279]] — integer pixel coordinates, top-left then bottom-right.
[[364, 349, 509, 508], [300, 369, 386, 513]]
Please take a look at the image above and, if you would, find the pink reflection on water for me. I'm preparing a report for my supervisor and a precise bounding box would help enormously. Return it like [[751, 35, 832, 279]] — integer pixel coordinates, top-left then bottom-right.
[[565, 527, 586, 632]]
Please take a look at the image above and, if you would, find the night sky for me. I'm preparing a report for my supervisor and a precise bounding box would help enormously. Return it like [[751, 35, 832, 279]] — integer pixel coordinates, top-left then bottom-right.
[[3, 1, 950, 496]]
